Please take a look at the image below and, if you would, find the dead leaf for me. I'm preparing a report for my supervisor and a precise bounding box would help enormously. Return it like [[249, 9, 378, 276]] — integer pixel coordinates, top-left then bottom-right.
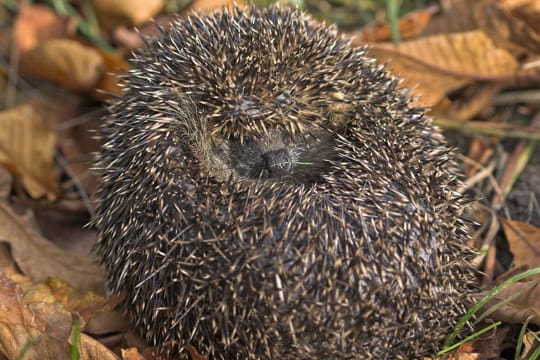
[[13, 3, 69, 52], [122, 347, 145, 360], [520, 330, 540, 359], [0, 104, 59, 200], [488, 280, 540, 325], [46, 278, 123, 324], [481, 267, 540, 326], [181, 0, 243, 15], [482, 0, 540, 54], [443, 82, 503, 122], [79, 333, 120, 360], [92, 49, 130, 99], [20, 39, 104, 91], [0, 272, 73, 360], [439, 326, 508, 359], [501, 219, 540, 268], [0, 271, 119, 360], [0, 168, 104, 294], [348, 7, 435, 43], [500, 0, 540, 33], [91, 0, 165, 30], [367, 30, 520, 107], [421, 0, 540, 55]]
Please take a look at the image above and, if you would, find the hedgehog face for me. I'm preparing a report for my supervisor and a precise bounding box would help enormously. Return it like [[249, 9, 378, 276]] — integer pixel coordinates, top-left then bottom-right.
[[210, 128, 338, 185]]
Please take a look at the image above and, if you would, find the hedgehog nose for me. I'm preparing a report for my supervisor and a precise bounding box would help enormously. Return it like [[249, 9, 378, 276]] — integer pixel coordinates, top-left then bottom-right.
[[262, 149, 292, 176]]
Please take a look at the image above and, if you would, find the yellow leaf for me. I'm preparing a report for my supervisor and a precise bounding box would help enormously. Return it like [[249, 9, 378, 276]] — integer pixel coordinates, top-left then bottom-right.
[[0, 104, 59, 200], [367, 30, 520, 107]]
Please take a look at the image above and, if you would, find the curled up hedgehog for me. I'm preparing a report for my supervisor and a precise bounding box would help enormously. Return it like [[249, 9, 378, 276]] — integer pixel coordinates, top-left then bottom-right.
[[94, 5, 478, 359]]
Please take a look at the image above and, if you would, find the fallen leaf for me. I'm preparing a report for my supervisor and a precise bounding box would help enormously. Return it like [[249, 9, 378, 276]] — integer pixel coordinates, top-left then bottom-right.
[[122, 347, 145, 360], [0, 168, 104, 294], [348, 7, 435, 43], [20, 39, 104, 91], [46, 278, 123, 325], [482, 269, 540, 326], [421, 0, 540, 55], [13, 3, 69, 52], [92, 49, 130, 99], [181, 0, 242, 15], [367, 30, 520, 106], [456, 326, 507, 358], [0, 271, 119, 360], [520, 330, 540, 359], [79, 333, 120, 360], [0, 104, 59, 200], [0, 272, 73, 359], [501, 219, 540, 268], [91, 0, 165, 30], [443, 82, 503, 122]]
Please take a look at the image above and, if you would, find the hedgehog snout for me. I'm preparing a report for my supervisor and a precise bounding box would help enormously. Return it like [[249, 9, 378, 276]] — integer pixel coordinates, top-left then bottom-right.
[[261, 148, 293, 177]]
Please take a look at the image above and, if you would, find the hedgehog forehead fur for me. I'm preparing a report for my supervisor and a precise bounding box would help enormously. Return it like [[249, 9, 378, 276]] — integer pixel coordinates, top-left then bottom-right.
[[95, 5, 477, 359]]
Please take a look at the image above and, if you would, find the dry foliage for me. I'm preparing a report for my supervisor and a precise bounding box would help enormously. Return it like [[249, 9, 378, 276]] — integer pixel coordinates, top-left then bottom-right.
[[0, 0, 539, 359]]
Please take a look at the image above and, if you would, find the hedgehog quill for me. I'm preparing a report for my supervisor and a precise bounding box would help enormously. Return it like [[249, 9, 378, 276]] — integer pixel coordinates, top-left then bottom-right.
[[94, 5, 477, 359]]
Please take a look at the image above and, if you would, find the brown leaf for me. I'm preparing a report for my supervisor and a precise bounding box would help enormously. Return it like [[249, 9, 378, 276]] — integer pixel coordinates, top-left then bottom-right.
[[0, 272, 73, 359], [520, 330, 540, 359], [455, 326, 507, 359], [486, 276, 540, 325], [79, 333, 120, 360], [500, 0, 540, 33], [46, 278, 123, 323], [91, 0, 165, 30], [0, 168, 105, 294], [181, 0, 243, 15], [92, 49, 131, 100], [20, 39, 104, 91], [421, 0, 540, 55], [13, 3, 69, 52], [501, 219, 540, 268], [0, 104, 59, 200], [442, 82, 503, 121], [348, 7, 435, 43], [0, 272, 119, 360], [367, 31, 520, 107], [122, 347, 145, 360]]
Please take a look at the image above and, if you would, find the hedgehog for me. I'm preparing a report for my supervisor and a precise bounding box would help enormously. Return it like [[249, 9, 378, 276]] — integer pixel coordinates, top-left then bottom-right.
[[94, 5, 477, 359]]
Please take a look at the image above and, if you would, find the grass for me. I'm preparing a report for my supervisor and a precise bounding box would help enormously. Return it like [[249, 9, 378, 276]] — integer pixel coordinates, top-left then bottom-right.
[[440, 267, 540, 355]]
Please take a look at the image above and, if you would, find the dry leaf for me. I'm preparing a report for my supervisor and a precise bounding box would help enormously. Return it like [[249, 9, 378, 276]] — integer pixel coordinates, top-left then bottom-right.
[[501, 219, 540, 268], [92, 49, 130, 99], [46, 278, 122, 322], [181, 0, 243, 15], [122, 347, 145, 360], [0, 168, 104, 294], [486, 277, 540, 325], [349, 7, 435, 43], [421, 0, 540, 54], [0, 104, 59, 200], [443, 82, 503, 121], [520, 330, 540, 359], [20, 39, 104, 91], [500, 0, 540, 33], [482, 0, 540, 54], [91, 0, 165, 30], [0, 272, 119, 360], [13, 3, 69, 52], [79, 333, 120, 360], [367, 30, 520, 106], [0, 273, 73, 359]]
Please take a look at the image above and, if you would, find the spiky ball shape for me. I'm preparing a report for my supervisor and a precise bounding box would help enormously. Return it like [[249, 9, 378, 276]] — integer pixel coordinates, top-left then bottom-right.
[[94, 5, 477, 359]]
